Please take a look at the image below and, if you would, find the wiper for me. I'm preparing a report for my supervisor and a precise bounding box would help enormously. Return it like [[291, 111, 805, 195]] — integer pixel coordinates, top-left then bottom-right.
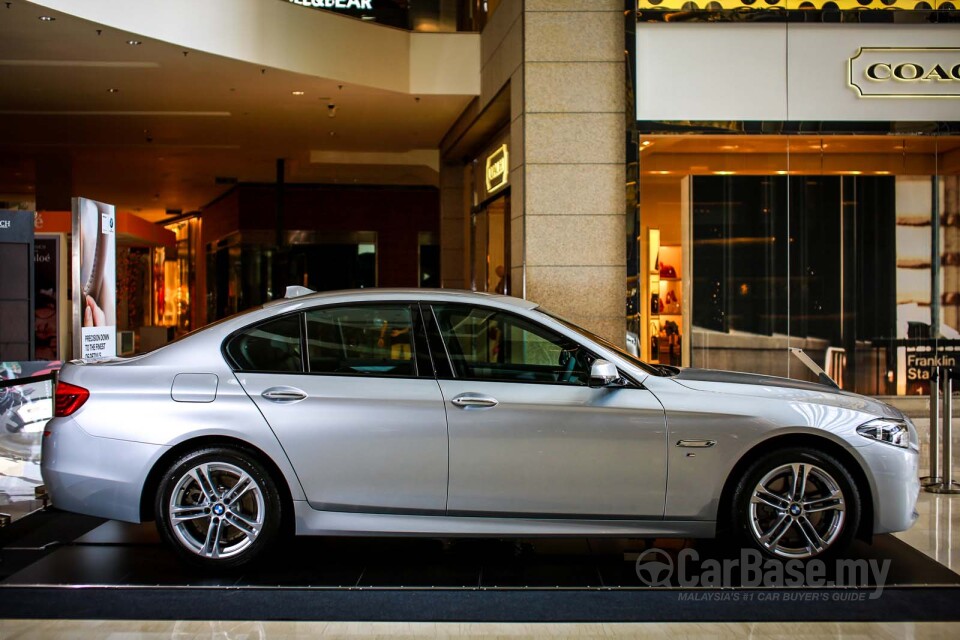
[[657, 364, 679, 376]]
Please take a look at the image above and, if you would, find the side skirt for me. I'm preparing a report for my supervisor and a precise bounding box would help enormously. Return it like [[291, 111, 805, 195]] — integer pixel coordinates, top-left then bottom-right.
[[292, 502, 716, 538]]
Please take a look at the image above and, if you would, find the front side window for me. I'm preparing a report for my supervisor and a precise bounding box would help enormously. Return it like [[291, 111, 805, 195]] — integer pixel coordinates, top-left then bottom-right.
[[225, 314, 303, 373], [432, 304, 592, 385], [305, 305, 417, 377]]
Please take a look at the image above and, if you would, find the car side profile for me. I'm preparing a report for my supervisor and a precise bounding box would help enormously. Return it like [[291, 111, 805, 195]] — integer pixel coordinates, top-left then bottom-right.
[[42, 289, 920, 567]]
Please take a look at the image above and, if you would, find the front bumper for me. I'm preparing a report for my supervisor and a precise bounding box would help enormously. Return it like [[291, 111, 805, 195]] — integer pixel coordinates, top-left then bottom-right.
[[860, 438, 920, 535], [41, 416, 167, 523]]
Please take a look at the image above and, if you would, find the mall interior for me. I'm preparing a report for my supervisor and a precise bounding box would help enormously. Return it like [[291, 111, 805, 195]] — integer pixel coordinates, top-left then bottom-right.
[[1, 0, 960, 636]]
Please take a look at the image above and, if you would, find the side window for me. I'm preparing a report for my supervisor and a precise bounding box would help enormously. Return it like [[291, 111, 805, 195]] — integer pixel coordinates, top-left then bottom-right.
[[225, 314, 303, 373], [305, 305, 417, 377], [432, 304, 592, 385]]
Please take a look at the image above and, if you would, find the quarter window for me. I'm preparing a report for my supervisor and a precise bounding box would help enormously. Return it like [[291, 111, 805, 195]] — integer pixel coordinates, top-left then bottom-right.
[[305, 305, 416, 377], [432, 304, 592, 385], [225, 314, 303, 373]]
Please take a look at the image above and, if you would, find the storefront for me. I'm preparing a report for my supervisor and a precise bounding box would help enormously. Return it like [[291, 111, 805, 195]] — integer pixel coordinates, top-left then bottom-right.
[[470, 133, 511, 294], [201, 183, 440, 322], [630, 9, 960, 396]]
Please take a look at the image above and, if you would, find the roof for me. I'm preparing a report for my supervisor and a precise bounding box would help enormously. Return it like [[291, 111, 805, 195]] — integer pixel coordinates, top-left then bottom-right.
[[264, 287, 540, 311]]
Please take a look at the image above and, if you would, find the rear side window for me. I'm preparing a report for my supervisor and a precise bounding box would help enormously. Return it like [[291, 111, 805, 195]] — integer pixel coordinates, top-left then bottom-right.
[[225, 314, 303, 373], [305, 305, 416, 377]]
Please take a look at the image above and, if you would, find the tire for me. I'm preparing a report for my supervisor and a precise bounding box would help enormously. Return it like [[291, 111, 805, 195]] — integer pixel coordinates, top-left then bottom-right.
[[155, 447, 281, 568], [731, 447, 860, 561]]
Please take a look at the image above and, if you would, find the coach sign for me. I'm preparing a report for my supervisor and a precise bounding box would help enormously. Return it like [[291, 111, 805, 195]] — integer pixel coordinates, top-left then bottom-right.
[[850, 48, 960, 98]]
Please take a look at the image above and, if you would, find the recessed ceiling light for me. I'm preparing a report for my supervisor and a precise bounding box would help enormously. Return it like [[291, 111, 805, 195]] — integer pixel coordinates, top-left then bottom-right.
[[651, 170, 671, 175], [847, 170, 862, 175], [714, 171, 736, 175], [107, 88, 120, 93], [640, 141, 652, 147], [776, 170, 789, 175], [291, 90, 305, 96], [126, 40, 142, 46], [876, 170, 891, 175], [38, 15, 54, 21]]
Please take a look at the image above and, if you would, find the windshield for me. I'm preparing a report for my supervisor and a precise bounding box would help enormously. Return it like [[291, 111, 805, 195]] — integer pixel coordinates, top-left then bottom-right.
[[539, 310, 671, 377]]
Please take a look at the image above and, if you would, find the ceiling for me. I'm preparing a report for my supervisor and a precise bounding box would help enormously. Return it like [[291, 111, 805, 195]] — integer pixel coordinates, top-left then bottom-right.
[[0, 1, 474, 221]]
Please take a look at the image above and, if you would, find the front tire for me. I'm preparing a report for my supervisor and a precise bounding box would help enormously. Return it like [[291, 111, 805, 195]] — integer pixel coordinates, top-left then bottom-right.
[[155, 447, 281, 568], [732, 447, 860, 560]]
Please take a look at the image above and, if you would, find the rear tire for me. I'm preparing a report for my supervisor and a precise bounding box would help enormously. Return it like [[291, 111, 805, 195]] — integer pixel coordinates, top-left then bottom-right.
[[155, 447, 281, 568], [731, 447, 860, 560]]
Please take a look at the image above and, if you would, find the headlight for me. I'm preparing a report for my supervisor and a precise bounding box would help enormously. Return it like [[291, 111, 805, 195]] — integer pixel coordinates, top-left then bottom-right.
[[857, 418, 910, 448]]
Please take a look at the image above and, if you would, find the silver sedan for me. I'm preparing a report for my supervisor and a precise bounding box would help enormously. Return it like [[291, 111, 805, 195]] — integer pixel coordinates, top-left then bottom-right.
[[42, 289, 920, 567]]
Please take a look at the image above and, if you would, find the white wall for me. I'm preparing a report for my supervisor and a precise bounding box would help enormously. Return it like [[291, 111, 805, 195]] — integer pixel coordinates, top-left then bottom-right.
[[636, 23, 960, 122]]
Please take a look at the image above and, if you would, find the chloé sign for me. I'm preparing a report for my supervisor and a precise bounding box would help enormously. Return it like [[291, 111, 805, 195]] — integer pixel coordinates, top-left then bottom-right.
[[849, 48, 960, 98], [485, 144, 509, 194]]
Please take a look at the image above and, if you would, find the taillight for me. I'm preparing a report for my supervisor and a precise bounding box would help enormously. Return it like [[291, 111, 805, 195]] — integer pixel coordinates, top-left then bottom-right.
[[55, 381, 89, 417]]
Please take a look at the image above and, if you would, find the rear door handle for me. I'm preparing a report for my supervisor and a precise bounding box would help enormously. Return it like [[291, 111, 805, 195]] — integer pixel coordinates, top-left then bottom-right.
[[451, 394, 499, 409], [261, 387, 307, 403]]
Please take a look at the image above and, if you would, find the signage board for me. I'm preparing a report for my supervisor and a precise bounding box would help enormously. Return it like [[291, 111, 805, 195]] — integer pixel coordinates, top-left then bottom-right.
[[485, 144, 509, 195], [71, 198, 117, 361], [849, 48, 960, 98]]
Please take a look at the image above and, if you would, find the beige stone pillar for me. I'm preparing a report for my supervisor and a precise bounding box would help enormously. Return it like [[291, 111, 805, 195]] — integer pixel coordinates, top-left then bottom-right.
[[518, 0, 626, 345]]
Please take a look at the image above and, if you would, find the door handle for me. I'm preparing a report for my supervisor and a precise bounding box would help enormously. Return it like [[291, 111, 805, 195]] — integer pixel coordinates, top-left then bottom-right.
[[261, 387, 307, 403], [451, 394, 499, 409]]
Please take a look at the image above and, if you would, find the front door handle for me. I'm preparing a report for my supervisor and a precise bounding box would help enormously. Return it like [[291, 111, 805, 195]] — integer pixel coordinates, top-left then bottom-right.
[[451, 394, 499, 409], [261, 387, 307, 403]]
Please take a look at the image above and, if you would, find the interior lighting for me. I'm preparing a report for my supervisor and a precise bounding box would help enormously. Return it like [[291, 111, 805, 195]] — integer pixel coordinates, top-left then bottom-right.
[[292, 91, 305, 96], [38, 15, 54, 21], [126, 40, 142, 46], [714, 171, 736, 175]]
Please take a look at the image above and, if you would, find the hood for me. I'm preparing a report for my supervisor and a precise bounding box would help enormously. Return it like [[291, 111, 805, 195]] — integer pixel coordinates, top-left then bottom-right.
[[671, 368, 905, 420]]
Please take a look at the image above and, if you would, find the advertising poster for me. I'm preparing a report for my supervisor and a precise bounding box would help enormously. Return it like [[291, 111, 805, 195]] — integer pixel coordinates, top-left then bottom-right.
[[71, 198, 117, 360]]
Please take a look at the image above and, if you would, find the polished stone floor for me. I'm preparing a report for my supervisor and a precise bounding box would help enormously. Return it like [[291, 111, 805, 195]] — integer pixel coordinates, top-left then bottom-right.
[[1, 619, 959, 638]]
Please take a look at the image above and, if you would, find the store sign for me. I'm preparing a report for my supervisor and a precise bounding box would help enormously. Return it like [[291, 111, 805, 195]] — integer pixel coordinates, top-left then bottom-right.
[[850, 48, 960, 98], [905, 352, 959, 382], [485, 144, 509, 194], [288, 0, 374, 9]]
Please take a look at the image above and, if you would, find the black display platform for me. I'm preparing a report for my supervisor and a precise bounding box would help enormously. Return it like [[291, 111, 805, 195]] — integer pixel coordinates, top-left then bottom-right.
[[1, 509, 958, 622]]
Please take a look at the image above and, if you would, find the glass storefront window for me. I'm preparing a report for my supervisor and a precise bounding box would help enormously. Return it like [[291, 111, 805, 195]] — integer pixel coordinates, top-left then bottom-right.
[[636, 133, 960, 396]]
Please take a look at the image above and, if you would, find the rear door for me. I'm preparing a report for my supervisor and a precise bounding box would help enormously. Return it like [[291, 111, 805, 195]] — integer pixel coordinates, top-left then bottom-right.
[[230, 303, 448, 514]]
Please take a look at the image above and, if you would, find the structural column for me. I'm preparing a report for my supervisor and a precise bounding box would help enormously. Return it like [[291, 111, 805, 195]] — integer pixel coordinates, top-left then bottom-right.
[[518, 0, 626, 344]]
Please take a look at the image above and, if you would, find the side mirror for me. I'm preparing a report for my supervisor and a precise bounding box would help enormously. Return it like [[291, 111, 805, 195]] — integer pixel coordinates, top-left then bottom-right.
[[589, 359, 620, 388]]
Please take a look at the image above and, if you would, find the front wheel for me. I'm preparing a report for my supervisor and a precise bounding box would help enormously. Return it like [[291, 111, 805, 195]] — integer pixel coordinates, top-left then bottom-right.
[[732, 447, 860, 560], [155, 447, 281, 568]]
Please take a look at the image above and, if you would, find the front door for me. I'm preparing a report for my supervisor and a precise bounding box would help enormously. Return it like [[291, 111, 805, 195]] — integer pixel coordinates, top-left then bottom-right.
[[230, 304, 448, 513], [429, 303, 667, 518]]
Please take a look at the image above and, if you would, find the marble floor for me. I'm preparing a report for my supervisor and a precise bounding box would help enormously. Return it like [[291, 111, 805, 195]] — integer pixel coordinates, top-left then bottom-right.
[[1, 619, 958, 639]]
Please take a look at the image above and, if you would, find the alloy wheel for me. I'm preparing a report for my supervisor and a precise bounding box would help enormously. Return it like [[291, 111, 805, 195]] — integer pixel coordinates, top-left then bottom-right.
[[167, 461, 265, 560], [747, 462, 846, 559]]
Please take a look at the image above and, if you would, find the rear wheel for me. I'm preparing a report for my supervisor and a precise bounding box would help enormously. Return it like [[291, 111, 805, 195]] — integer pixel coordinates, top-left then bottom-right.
[[732, 447, 859, 560], [155, 447, 280, 568]]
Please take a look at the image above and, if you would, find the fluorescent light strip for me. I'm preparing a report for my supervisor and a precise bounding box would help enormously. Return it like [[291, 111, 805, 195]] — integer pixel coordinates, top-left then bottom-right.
[[0, 60, 160, 68], [0, 111, 231, 117]]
